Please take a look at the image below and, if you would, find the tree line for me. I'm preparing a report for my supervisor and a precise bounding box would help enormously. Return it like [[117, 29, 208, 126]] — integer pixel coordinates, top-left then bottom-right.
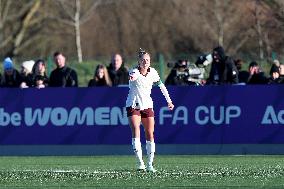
[[0, 0, 284, 63]]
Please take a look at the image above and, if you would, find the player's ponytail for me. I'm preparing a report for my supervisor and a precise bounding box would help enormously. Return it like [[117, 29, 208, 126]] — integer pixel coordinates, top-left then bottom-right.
[[138, 48, 149, 59]]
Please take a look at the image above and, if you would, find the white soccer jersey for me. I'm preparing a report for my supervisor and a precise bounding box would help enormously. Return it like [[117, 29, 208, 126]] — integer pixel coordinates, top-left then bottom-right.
[[126, 67, 160, 110]]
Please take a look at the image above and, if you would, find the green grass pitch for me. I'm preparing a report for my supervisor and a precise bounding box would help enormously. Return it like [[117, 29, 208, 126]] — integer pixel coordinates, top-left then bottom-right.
[[0, 155, 284, 188]]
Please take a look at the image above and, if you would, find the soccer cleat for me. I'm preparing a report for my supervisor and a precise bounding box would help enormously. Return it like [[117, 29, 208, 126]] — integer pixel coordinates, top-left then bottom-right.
[[146, 165, 157, 173], [137, 163, 146, 171]]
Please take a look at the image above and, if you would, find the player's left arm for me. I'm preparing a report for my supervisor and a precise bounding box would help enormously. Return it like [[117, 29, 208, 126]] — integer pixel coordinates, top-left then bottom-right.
[[154, 80, 174, 110]]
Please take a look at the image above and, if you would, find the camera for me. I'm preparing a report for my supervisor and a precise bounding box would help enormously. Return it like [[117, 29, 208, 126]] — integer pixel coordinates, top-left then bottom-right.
[[167, 59, 204, 85]]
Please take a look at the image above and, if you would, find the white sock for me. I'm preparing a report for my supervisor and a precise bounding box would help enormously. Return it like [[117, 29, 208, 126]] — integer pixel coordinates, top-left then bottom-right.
[[132, 138, 144, 165], [146, 140, 155, 166]]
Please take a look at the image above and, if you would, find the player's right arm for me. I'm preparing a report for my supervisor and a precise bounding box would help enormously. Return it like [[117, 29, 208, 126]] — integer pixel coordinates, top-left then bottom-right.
[[158, 81, 174, 110]]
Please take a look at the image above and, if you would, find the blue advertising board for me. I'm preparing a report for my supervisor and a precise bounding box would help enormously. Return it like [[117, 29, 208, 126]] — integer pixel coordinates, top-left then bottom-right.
[[0, 85, 283, 147]]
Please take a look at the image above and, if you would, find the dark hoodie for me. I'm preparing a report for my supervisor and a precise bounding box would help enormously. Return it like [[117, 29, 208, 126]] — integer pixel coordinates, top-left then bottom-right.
[[107, 63, 128, 86], [1, 69, 22, 88], [88, 78, 109, 87], [30, 59, 49, 87], [49, 66, 78, 87], [267, 64, 279, 84], [207, 46, 239, 85]]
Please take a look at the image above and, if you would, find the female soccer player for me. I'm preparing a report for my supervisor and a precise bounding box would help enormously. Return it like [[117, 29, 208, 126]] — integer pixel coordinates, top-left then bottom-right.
[[126, 49, 174, 172]]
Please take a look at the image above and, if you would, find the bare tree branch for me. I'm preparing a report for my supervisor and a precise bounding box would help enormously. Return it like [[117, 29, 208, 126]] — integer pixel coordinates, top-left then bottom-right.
[[80, 0, 103, 24], [254, 0, 264, 60], [13, 0, 41, 56], [16, 34, 43, 54], [229, 28, 255, 55], [5, 1, 34, 22], [56, 0, 75, 21], [214, 0, 224, 46], [0, 0, 11, 29], [80, 0, 117, 24], [75, 0, 82, 62], [52, 0, 116, 63], [0, 35, 12, 49]]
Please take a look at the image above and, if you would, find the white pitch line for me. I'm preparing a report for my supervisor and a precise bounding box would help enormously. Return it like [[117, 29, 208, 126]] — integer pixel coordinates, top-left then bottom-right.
[[10, 169, 132, 174]]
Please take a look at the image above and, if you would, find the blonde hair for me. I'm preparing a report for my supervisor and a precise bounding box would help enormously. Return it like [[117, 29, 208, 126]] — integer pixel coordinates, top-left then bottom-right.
[[138, 48, 150, 59]]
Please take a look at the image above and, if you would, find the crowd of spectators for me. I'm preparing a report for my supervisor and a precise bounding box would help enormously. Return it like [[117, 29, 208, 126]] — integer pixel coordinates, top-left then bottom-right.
[[165, 46, 284, 86], [0, 51, 130, 88], [0, 47, 283, 88]]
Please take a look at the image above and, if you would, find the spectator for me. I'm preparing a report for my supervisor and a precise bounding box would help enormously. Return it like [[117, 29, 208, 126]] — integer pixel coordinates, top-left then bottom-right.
[[107, 54, 128, 86], [234, 59, 249, 84], [206, 46, 239, 85], [1, 57, 22, 88], [32, 59, 49, 88], [19, 60, 35, 88], [88, 64, 112, 87], [277, 63, 284, 83], [247, 61, 268, 84], [165, 60, 189, 86], [49, 51, 78, 87], [273, 59, 280, 67], [246, 61, 258, 83], [165, 60, 202, 86], [267, 64, 280, 84]]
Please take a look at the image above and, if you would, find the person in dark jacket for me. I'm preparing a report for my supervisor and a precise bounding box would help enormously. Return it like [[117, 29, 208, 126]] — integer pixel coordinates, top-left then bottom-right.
[[267, 64, 280, 84], [277, 64, 284, 83], [247, 61, 268, 84], [49, 52, 78, 87], [165, 60, 199, 86], [107, 54, 128, 86], [234, 59, 249, 84], [1, 57, 22, 88], [19, 60, 35, 88], [207, 46, 239, 85], [31, 59, 49, 88], [165, 60, 189, 86], [88, 64, 112, 87]]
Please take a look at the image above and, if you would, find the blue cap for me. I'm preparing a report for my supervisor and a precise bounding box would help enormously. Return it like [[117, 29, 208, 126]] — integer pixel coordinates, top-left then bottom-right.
[[3, 57, 13, 70]]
